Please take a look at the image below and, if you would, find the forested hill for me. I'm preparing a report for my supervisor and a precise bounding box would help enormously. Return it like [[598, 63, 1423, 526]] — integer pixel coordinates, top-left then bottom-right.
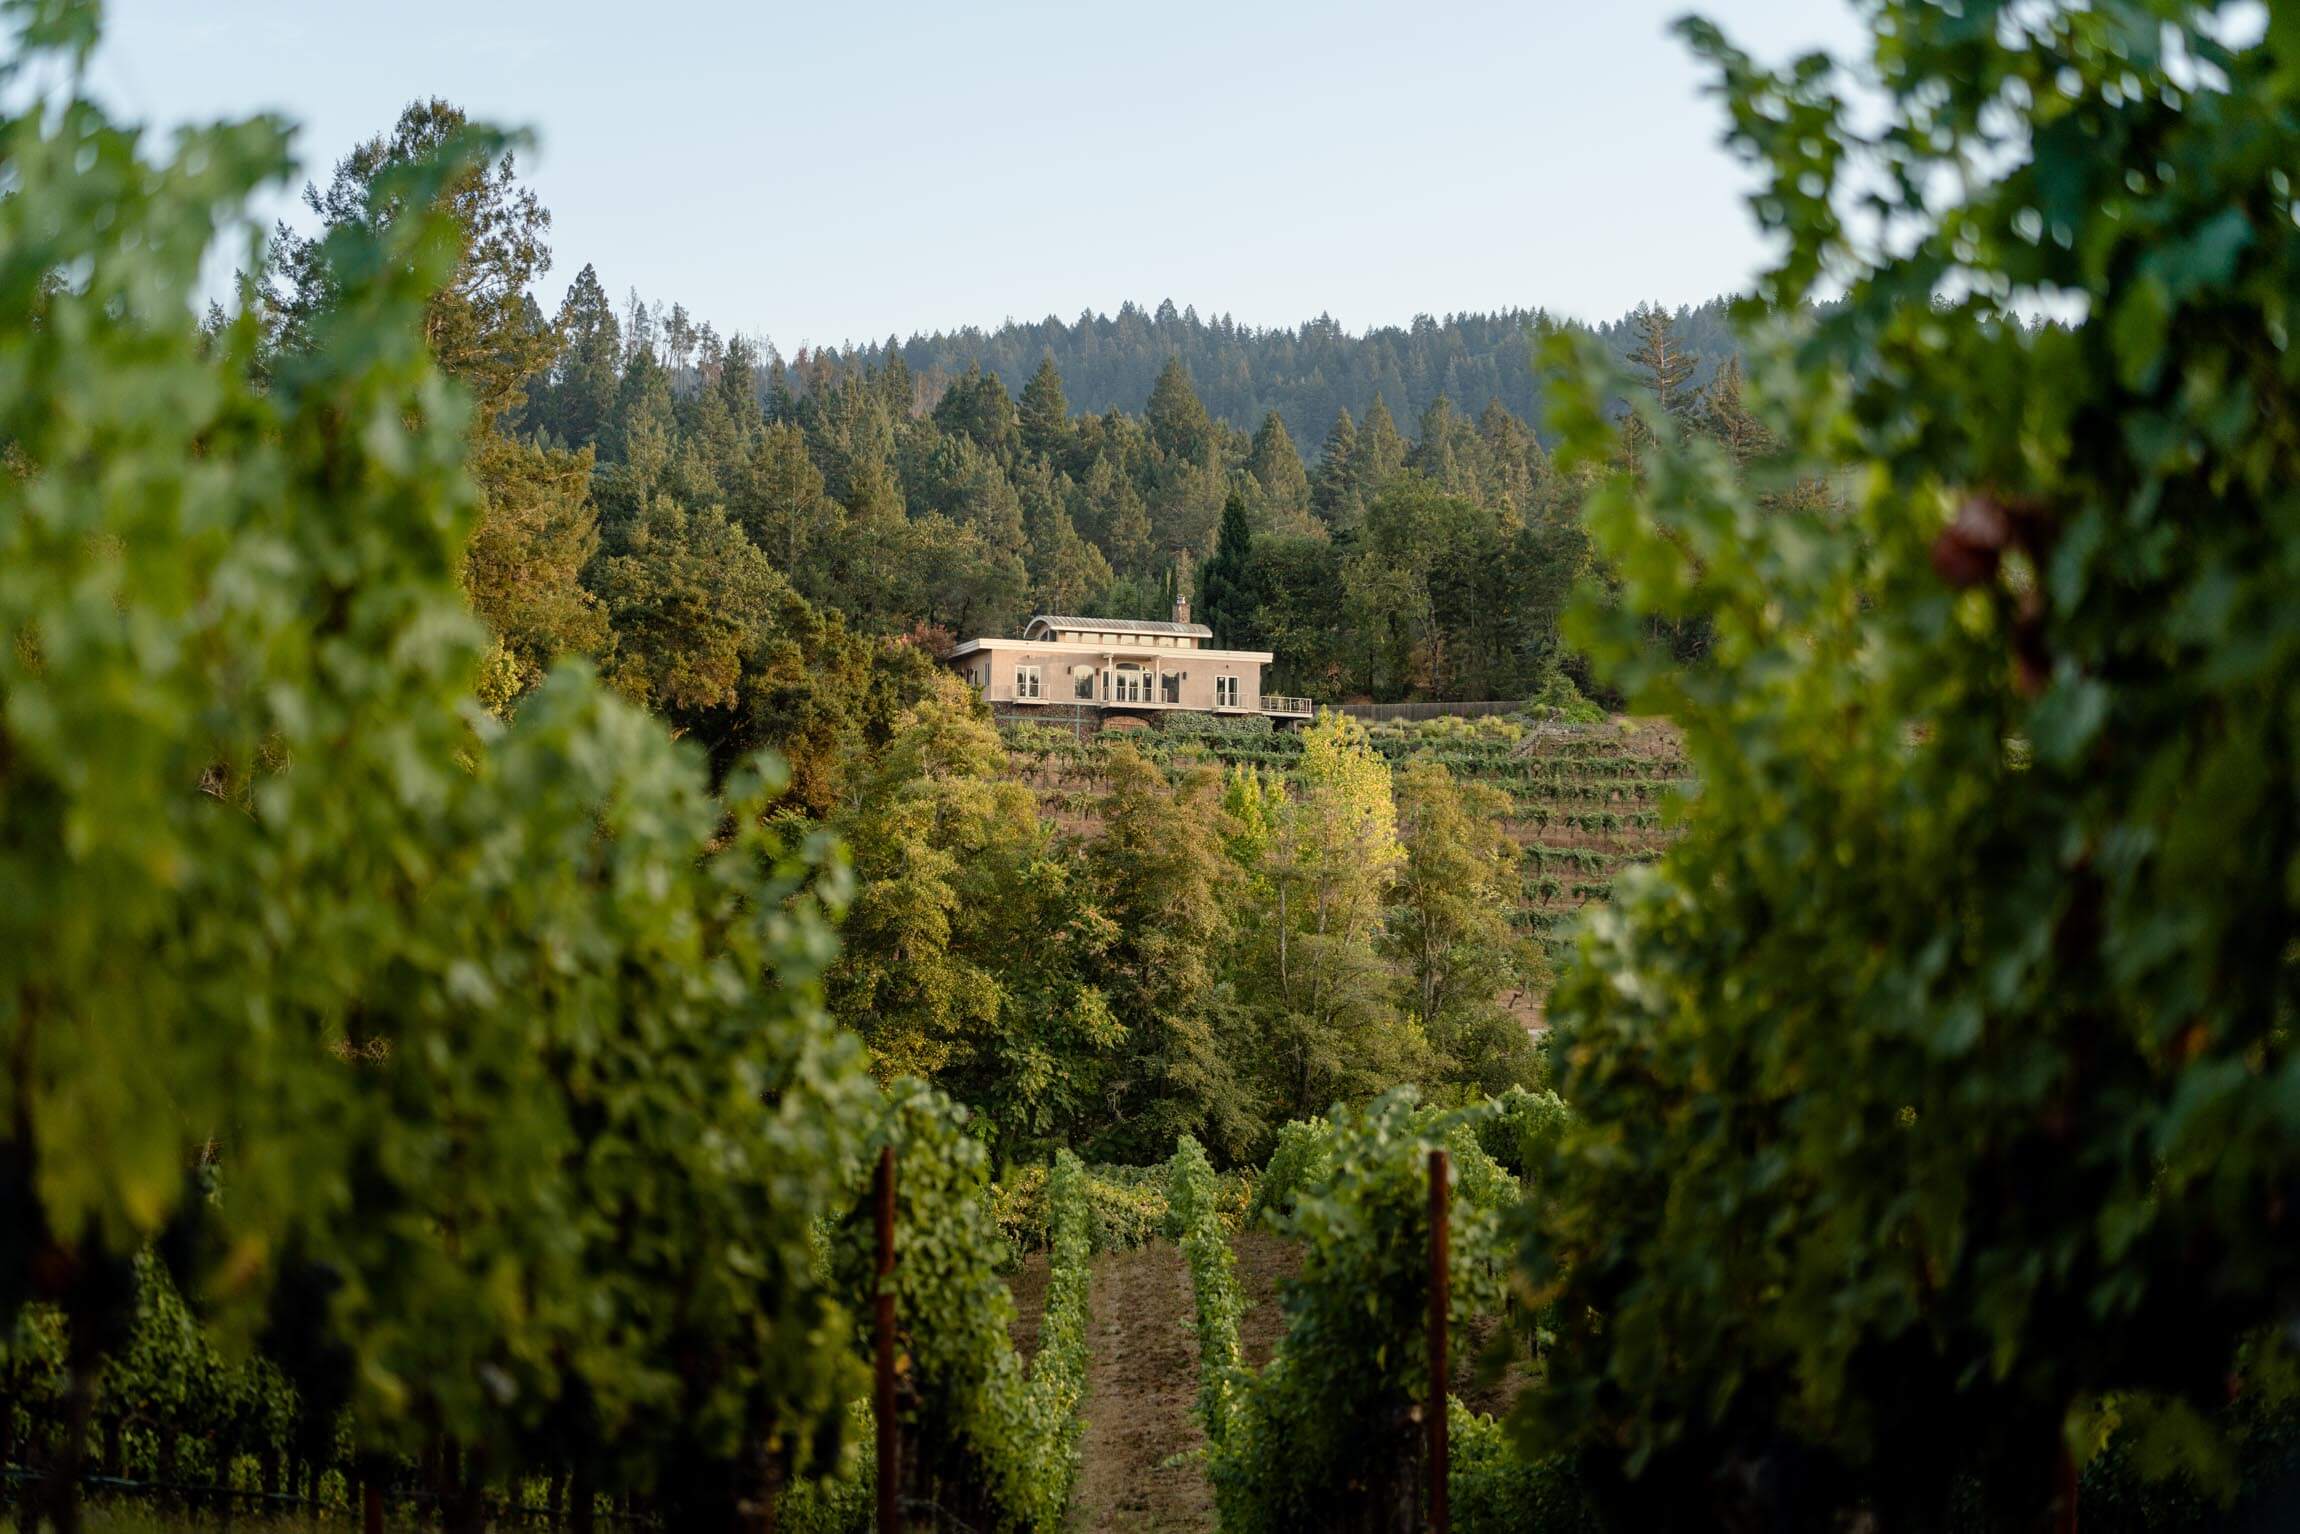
[[798, 297, 1744, 445]]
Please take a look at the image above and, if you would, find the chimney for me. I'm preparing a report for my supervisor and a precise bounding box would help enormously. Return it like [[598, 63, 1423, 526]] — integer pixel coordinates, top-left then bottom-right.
[[1174, 591, 1191, 626]]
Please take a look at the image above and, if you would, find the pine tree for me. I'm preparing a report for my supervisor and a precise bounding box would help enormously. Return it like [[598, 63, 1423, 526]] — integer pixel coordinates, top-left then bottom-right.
[[1197, 490, 1258, 648], [876, 336, 914, 417], [1625, 302, 1699, 422], [1477, 398, 1546, 517], [1145, 355, 1215, 466], [1406, 396, 1472, 493], [1311, 407, 1361, 531], [1697, 355, 1774, 467], [543, 262, 621, 449], [1246, 411, 1314, 533], [1018, 354, 1072, 467], [930, 362, 1020, 464], [1027, 504, 1114, 616], [730, 421, 838, 574], [262, 98, 554, 430], [663, 302, 695, 377], [1105, 483, 1153, 580], [1352, 396, 1407, 502], [715, 332, 761, 433]]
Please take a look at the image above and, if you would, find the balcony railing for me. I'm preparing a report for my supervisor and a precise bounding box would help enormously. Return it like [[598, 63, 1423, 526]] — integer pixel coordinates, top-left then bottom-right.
[[974, 684, 1314, 718]]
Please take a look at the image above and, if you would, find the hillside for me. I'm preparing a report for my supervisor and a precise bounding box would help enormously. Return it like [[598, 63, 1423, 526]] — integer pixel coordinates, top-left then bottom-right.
[[1000, 711, 1691, 1009], [789, 296, 1746, 448]]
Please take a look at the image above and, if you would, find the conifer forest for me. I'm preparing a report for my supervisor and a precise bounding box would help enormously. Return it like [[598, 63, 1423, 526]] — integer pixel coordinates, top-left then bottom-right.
[[5, 0, 2300, 1530]]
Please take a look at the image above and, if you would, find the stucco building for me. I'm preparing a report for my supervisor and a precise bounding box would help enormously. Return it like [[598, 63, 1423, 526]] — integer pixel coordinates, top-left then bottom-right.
[[946, 598, 1311, 730]]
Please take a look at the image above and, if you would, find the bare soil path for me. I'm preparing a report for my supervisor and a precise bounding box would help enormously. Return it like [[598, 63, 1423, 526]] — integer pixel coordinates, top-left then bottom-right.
[[1068, 1242, 1210, 1532], [1002, 1232, 1323, 1531]]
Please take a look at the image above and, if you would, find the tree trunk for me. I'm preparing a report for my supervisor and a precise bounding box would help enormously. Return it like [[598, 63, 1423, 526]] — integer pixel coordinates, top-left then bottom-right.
[[442, 1444, 486, 1534], [46, 1345, 99, 1534], [569, 1456, 597, 1534]]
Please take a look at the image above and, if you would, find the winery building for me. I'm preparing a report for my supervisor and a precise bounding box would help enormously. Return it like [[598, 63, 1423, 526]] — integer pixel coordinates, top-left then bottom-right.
[[945, 598, 1310, 730]]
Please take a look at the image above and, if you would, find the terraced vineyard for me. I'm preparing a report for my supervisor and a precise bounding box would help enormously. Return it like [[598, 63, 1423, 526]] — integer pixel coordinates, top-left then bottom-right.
[[998, 713, 1694, 1008]]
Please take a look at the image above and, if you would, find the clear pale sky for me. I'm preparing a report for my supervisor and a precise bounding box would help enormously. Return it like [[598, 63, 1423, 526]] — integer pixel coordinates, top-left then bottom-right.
[[92, 0, 1866, 351]]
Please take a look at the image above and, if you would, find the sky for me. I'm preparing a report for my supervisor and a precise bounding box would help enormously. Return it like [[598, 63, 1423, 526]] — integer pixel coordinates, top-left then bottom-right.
[[91, 0, 1869, 353]]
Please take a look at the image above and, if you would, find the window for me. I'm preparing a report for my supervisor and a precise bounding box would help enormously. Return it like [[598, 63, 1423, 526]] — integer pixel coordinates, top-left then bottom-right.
[[1215, 675, 1239, 708], [1072, 665, 1096, 700], [1161, 671, 1181, 703], [1112, 665, 1147, 703], [1014, 664, 1041, 700]]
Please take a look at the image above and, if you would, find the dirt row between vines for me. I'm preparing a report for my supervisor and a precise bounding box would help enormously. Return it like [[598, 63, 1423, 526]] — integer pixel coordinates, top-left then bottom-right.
[[1003, 1232, 1298, 1533]]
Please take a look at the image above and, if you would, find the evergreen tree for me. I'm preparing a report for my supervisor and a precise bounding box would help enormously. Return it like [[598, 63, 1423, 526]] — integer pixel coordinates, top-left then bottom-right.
[[1246, 411, 1314, 533], [1476, 397, 1546, 517], [592, 495, 787, 717], [875, 335, 914, 417], [1623, 301, 1700, 427], [1311, 407, 1362, 531], [1696, 355, 1773, 466], [1144, 355, 1215, 466], [1105, 489, 1154, 582], [1018, 353, 1072, 467], [539, 262, 620, 448], [263, 98, 555, 430], [1406, 396, 1464, 492], [729, 421, 839, 576], [715, 331, 761, 432], [264, 98, 602, 714], [1027, 504, 1114, 617], [1197, 491, 1258, 649], [1351, 395, 1408, 504], [463, 436, 611, 708], [930, 362, 1020, 464]]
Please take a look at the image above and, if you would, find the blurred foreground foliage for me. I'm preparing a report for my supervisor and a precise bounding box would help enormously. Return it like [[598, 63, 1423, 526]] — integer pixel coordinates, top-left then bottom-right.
[[0, 0, 878, 1523], [1523, 0, 2300, 1527]]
